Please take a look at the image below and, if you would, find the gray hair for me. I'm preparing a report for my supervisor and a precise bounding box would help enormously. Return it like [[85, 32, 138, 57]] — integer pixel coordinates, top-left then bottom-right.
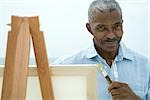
[[88, 0, 122, 21]]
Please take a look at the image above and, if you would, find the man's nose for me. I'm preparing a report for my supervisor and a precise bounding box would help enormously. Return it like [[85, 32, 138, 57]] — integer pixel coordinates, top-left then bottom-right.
[[106, 28, 116, 39]]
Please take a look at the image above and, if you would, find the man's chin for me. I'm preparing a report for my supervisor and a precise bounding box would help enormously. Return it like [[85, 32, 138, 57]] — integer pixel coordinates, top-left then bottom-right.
[[104, 45, 119, 52]]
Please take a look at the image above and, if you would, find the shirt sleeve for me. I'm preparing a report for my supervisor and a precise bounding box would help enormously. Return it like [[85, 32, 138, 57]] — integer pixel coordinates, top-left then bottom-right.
[[51, 55, 69, 64], [51, 57, 63, 64], [147, 86, 150, 99], [146, 60, 150, 99], [146, 77, 150, 99]]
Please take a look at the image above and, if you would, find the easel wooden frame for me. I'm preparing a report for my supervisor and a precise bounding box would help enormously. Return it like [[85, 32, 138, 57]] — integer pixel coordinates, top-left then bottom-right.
[[0, 65, 97, 100], [1, 16, 54, 100]]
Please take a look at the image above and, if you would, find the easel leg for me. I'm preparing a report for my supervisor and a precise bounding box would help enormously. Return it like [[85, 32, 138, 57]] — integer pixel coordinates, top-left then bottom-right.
[[1, 16, 30, 100], [29, 16, 55, 100]]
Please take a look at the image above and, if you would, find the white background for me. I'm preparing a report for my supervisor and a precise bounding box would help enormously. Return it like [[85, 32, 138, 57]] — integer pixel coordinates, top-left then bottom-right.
[[0, 0, 150, 64]]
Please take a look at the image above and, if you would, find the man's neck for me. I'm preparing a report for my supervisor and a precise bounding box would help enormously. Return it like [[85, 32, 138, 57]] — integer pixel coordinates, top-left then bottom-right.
[[95, 46, 118, 67]]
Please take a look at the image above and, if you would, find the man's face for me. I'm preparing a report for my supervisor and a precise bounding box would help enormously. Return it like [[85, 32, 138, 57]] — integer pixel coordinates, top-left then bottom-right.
[[87, 10, 123, 52]]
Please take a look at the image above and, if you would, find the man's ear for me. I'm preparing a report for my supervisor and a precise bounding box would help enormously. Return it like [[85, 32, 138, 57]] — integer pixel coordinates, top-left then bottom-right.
[[86, 23, 93, 35]]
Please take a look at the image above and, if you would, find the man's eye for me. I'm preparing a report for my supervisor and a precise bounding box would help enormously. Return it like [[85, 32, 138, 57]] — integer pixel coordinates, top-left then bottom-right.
[[96, 26, 105, 31], [114, 24, 122, 30]]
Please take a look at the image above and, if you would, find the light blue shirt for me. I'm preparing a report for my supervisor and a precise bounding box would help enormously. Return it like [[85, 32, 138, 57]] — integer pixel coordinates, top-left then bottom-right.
[[53, 42, 150, 100]]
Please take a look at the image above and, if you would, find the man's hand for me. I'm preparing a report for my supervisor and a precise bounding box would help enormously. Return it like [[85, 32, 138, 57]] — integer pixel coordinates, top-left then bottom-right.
[[108, 81, 141, 100]]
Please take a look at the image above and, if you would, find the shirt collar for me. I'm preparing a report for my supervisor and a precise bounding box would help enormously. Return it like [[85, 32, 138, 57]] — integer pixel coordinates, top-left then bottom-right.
[[86, 41, 133, 61], [118, 42, 133, 61], [86, 42, 98, 58]]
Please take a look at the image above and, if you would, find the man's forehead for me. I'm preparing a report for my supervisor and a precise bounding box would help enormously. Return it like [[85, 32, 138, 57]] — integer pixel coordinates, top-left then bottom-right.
[[93, 20, 122, 26], [90, 10, 122, 24]]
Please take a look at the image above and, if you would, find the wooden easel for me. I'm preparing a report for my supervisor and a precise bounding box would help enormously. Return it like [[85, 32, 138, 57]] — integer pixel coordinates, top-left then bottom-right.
[[1, 16, 54, 100]]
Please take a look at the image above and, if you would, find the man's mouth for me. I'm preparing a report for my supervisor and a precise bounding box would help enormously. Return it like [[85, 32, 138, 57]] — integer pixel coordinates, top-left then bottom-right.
[[104, 40, 118, 46]]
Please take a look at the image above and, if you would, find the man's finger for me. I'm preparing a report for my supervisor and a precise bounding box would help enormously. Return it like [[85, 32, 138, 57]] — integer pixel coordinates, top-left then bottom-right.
[[110, 88, 120, 95], [108, 81, 127, 92], [112, 94, 121, 100], [110, 87, 126, 96]]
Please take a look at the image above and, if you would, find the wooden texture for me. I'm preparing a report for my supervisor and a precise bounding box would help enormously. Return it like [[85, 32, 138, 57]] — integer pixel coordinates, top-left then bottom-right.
[[1, 16, 30, 100], [29, 16, 54, 100]]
